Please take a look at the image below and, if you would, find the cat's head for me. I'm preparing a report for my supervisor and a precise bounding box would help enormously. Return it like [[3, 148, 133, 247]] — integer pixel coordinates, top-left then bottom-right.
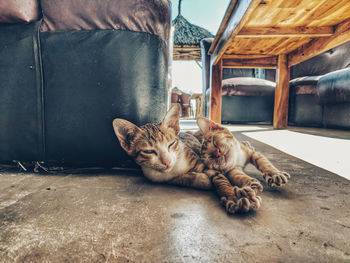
[[112, 104, 181, 172], [196, 117, 235, 170]]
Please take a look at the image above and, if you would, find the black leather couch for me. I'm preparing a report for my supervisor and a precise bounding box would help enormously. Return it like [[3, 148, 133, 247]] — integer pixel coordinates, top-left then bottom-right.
[[0, 0, 171, 166], [202, 37, 350, 130], [288, 41, 350, 129]]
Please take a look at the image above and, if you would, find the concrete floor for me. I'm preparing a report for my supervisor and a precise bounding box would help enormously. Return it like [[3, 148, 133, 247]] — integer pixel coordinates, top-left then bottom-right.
[[1, 127, 350, 262]]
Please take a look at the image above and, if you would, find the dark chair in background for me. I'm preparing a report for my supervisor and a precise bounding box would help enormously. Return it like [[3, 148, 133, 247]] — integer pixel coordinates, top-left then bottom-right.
[[201, 38, 276, 125]]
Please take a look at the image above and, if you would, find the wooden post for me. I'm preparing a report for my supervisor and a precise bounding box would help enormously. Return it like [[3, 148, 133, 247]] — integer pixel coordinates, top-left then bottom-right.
[[273, 54, 290, 129], [210, 59, 223, 123]]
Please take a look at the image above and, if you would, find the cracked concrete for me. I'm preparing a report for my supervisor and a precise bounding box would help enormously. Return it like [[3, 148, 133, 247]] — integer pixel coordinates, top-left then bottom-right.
[[0, 127, 350, 262]]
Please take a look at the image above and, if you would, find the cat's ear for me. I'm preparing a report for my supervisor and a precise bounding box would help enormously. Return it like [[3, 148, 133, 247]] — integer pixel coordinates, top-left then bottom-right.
[[112, 118, 142, 154], [161, 103, 180, 134], [196, 117, 224, 136]]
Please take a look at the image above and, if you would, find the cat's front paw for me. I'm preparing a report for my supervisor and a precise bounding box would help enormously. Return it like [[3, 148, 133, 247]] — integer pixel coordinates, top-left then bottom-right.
[[233, 185, 256, 199], [220, 196, 240, 214], [221, 187, 262, 214], [263, 171, 291, 187], [248, 179, 263, 193], [222, 196, 261, 214], [233, 187, 262, 211]]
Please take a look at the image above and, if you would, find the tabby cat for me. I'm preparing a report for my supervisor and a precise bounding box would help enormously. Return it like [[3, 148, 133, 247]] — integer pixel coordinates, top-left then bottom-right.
[[194, 117, 291, 211], [113, 104, 260, 214]]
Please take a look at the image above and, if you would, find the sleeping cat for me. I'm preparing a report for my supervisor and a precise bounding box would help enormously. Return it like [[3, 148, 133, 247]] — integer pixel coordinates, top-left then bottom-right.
[[113, 104, 260, 214], [194, 117, 291, 211]]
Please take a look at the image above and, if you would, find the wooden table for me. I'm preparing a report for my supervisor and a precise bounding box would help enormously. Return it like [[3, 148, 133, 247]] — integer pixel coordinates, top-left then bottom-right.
[[208, 0, 350, 128]]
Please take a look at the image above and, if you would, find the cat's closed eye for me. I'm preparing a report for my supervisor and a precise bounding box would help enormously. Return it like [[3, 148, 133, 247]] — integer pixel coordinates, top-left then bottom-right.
[[212, 137, 217, 147], [142, 150, 157, 155], [168, 141, 176, 149]]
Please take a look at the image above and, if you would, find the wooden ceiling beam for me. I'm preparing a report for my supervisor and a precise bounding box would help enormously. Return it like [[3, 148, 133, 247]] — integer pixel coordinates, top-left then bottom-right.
[[208, 0, 238, 56], [288, 18, 350, 67], [223, 54, 273, 59], [237, 26, 334, 38], [223, 56, 278, 69], [209, 0, 261, 66]]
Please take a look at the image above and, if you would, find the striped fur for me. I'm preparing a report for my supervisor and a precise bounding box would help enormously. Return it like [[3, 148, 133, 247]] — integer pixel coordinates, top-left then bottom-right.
[[113, 105, 275, 214], [113, 105, 256, 214], [113, 104, 217, 190], [196, 117, 291, 212]]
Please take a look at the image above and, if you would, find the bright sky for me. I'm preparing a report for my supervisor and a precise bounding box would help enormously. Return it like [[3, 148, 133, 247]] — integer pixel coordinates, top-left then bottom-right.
[[171, 0, 230, 94]]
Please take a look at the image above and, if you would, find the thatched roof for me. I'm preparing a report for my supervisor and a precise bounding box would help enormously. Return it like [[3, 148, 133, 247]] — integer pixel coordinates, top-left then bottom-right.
[[172, 1, 214, 61], [173, 15, 214, 46]]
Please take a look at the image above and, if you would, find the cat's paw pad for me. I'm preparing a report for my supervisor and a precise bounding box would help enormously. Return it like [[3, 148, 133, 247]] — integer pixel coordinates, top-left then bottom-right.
[[220, 196, 239, 214], [233, 186, 255, 199], [221, 192, 262, 214], [249, 179, 263, 193], [233, 186, 262, 209], [236, 197, 252, 212], [263, 171, 291, 187], [249, 195, 262, 209]]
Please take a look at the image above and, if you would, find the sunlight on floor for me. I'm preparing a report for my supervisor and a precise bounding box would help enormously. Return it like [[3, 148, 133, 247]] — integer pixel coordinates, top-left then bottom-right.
[[243, 130, 350, 181], [180, 120, 268, 132]]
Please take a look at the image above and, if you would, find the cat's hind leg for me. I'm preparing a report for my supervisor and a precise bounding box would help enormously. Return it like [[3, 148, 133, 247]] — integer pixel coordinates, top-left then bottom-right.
[[250, 152, 291, 187]]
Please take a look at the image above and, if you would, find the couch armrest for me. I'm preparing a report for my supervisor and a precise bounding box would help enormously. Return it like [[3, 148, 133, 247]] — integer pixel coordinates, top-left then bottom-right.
[[40, 0, 170, 43], [0, 0, 40, 23], [317, 68, 350, 104]]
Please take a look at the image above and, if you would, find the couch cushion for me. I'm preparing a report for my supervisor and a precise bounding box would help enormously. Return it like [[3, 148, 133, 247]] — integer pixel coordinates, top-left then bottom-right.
[[317, 68, 350, 104], [40, 0, 170, 43], [222, 77, 275, 96], [289, 76, 320, 96], [290, 85, 317, 95], [289, 76, 322, 87], [0, 0, 40, 24]]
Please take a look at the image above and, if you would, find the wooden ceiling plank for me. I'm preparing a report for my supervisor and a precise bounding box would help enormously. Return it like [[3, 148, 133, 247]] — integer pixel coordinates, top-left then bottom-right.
[[305, 0, 350, 26], [264, 37, 313, 55], [288, 18, 350, 67], [246, 0, 326, 27], [223, 54, 274, 59], [223, 56, 278, 68], [209, 0, 261, 66], [282, 0, 329, 27], [237, 26, 333, 37]]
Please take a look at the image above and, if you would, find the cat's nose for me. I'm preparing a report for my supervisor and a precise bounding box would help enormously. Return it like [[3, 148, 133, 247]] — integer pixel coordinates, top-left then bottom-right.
[[216, 149, 224, 157], [161, 158, 171, 168]]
